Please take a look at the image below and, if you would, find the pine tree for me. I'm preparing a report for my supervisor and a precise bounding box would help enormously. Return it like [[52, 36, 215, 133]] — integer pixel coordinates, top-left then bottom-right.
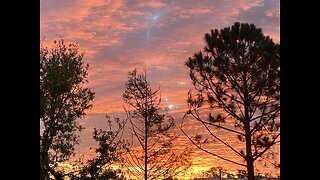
[[182, 22, 280, 180]]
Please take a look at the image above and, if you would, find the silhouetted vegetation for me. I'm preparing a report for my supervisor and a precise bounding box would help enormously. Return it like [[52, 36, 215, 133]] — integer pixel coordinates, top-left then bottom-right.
[[69, 115, 128, 180], [200, 166, 235, 178], [196, 166, 279, 179], [40, 40, 95, 179], [181, 22, 280, 180], [123, 69, 191, 180]]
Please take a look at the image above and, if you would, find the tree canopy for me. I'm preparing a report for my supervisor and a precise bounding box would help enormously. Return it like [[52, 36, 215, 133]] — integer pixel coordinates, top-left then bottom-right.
[[40, 39, 95, 179], [182, 22, 280, 180]]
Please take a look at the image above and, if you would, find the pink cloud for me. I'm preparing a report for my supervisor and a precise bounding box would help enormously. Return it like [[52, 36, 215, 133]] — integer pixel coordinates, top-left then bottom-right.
[[265, 8, 280, 18], [139, 0, 166, 8]]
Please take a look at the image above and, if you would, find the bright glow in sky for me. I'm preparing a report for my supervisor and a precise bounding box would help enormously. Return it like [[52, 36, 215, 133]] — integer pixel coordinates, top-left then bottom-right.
[[40, 0, 280, 177]]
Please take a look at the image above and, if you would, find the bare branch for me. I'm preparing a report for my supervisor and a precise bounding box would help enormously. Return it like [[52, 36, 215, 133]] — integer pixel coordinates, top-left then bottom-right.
[[179, 121, 246, 167], [189, 110, 245, 136], [129, 118, 145, 150], [200, 120, 245, 158]]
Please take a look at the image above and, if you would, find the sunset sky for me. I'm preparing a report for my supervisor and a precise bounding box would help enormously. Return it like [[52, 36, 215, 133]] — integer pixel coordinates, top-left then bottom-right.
[[40, 0, 280, 177]]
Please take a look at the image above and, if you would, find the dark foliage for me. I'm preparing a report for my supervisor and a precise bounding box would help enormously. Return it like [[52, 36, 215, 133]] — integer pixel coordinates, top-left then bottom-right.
[[40, 39, 95, 179], [69, 116, 128, 180], [181, 22, 280, 180]]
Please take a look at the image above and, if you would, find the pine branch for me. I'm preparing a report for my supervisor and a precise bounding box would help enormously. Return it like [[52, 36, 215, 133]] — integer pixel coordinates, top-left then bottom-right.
[[253, 133, 280, 161], [250, 108, 280, 136]]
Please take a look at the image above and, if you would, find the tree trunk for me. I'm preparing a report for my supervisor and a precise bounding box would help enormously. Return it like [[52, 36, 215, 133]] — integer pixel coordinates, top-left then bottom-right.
[[244, 121, 255, 180], [40, 151, 52, 180], [40, 131, 54, 180], [244, 114, 255, 180], [144, 133, 147, 180], [40, 158, 49, 180], [144, 96, 148, 180], [244, 119, 255, 180], [246, 157, 255, 180], [244, 115, 255, 180], [243, 73, 255, 180]]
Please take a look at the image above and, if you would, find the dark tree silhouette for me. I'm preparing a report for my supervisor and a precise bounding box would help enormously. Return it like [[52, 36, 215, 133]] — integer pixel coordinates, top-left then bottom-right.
[[40, 40, 95, 179], [200, 166, 235, 178], [123, 69, 191, 180], [69, 115, 129, 180], [181, 22, 280, 180]]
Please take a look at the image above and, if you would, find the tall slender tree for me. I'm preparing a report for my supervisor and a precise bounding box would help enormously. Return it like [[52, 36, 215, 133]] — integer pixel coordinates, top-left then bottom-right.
[[181, 22, 280, 180], [123, 69, 191, 180], [40, 40, 94, 179]]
